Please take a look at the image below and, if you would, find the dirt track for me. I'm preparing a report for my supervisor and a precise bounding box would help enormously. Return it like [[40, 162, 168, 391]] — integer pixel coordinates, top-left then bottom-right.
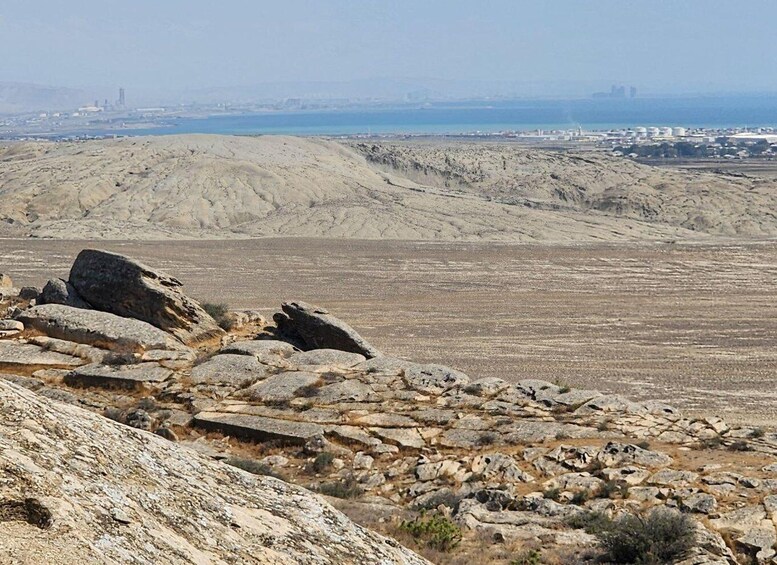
[[2, 238, 776, 426]]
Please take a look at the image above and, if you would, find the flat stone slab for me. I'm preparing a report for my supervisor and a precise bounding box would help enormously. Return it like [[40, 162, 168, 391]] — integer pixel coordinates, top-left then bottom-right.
[[190, 354, 268, 388], [193, 412, 324, 444], [18, 304, 187, 352], [315, 380, 378, 403], [0, 320, 23, 332], [403, 363, 470, 395], [220, 340, 297, 361], [242, 371, 320, 402], [288, 349, 366, 368], [0, 341, 84, 368], [64, 362, 172, 389], [370, 427, 426, 449]]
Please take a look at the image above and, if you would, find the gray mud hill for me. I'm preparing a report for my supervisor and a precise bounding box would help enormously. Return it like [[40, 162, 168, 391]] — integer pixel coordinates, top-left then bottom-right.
[[2, 134, 776, 241]]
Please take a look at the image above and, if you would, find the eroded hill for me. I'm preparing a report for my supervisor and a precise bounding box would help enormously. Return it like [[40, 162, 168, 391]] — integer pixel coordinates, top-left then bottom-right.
[[2, 134, 776, 241]]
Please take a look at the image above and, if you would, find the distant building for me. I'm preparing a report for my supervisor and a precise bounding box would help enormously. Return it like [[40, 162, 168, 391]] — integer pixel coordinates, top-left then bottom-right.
[[117, 88, 126, 108]]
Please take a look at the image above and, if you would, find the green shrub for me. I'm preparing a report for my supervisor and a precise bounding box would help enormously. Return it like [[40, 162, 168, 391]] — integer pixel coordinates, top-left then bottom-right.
[[224, 457, 282, 479], [399, 512, 462, 552], [636, 440, 651, 450], [749, 427, 765, 439], [317, 475, 364, 499], [728, 440, 751, 452], [599, 508, 696, 564], [565, 510, 613, 535], [510, 549, 541, 565], [202, 302, 233, 330], [543, 487, 561, 501], [571, 489, 591, 505], [599, 480, 629, 499], [475, 432, 497, 446], [312, 452, 335, 473]]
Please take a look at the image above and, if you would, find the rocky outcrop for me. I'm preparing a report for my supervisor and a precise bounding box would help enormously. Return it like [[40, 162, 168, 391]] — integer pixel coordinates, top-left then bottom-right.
[[17, 304, 187, 352], [0, 380, 428, 564], [69, 249, 223, 346], [40, 278, 91, 309], [4, 250, 777, 564], [275, 301, 380, 358]]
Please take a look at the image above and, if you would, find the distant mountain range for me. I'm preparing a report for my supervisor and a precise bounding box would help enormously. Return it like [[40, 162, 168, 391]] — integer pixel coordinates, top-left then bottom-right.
[[0, 82, 90, 114]]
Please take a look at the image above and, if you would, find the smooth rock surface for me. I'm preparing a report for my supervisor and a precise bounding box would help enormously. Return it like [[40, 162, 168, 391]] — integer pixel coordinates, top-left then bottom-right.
[[0, 379, 428, 564], [190, 354, 268, 388]]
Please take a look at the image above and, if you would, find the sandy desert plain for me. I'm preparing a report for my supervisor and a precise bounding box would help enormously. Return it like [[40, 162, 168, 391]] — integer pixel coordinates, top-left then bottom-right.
[[2, 237, 776, 427], [1, 135, 777, 426]]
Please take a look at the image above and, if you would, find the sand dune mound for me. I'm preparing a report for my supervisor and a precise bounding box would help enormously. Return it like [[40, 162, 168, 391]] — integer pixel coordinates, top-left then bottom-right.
[[0, 134, 775, 241]]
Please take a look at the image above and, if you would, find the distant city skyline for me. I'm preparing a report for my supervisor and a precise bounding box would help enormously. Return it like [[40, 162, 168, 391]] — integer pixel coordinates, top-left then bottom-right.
[[1, 1, 777, 102]]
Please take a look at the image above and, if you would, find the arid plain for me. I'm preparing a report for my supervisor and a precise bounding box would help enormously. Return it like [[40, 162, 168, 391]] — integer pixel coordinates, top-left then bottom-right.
[[3, 237, 776, 426]]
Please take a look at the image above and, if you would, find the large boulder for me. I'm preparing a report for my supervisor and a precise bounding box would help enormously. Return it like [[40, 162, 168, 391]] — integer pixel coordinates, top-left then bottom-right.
[[17, 304, 187, 352], [0, 380, 429, 564], [69, 249, 223, 345], [40, 278, 92, 309], [274, 301, 380, 358]]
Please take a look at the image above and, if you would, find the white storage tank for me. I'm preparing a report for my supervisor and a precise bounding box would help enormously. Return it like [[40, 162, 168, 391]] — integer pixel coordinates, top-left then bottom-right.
[[672, 127, 687, 137]]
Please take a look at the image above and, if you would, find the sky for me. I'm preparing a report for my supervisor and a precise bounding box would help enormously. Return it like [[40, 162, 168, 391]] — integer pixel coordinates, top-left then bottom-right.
[[2, 0, 776, 98]]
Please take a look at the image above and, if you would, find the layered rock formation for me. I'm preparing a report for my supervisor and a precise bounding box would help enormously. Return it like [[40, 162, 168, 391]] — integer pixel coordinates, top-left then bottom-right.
[[2, 250, 777, 564], [0, 379, 428, 564], [69, 249, 224, 345]]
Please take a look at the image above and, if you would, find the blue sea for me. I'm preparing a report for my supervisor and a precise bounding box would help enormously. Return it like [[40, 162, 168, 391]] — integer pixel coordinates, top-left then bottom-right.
[[98, 95, 777, 137]]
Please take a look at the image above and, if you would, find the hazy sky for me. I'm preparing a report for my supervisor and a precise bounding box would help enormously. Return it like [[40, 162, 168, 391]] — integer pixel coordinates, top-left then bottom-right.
[[2, 1, 776, 95]]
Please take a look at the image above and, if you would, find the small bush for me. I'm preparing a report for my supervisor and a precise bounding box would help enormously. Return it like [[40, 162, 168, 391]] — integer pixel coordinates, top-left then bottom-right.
[[475, 432, 497, 446], [728, 440, 751, 452], [103, 351, 141, 366], [224, 457, 282, 479], [599, 508, 696, 564], [202, 302, 233, 331], [571, 489, 591, 505], [510, 549, 542, 565], [599, 480, 629, 499], [749, 427, 765, 439], [317, 475, 364, 499], [565, 510, 612, 535], [543, 487, 561, 501], [312, 452, 335, 474], [636, 440, 651, 450], [399, 513, 462, 552], [297, 384, 321, 398], [700, 436, 723, 449]]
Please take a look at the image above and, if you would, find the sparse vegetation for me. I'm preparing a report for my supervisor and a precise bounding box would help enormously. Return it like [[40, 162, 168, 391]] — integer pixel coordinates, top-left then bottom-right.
[[317, 475, 364, 499], [571, 489, 591, 505], [599, 480, 629, 499], [399, 512, 462, 552], [475, 432, 497, 446], [311, 452, 335, 474], [510, 549, 542, 565], [636, 440, 651, 450], [202, 302, 234, 330], [224, 457, 282, 479], [728, 439, 751, 452], [749, 427, 766, 439], [600, 508, 695, 564], [543, 487, 561, 501]]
